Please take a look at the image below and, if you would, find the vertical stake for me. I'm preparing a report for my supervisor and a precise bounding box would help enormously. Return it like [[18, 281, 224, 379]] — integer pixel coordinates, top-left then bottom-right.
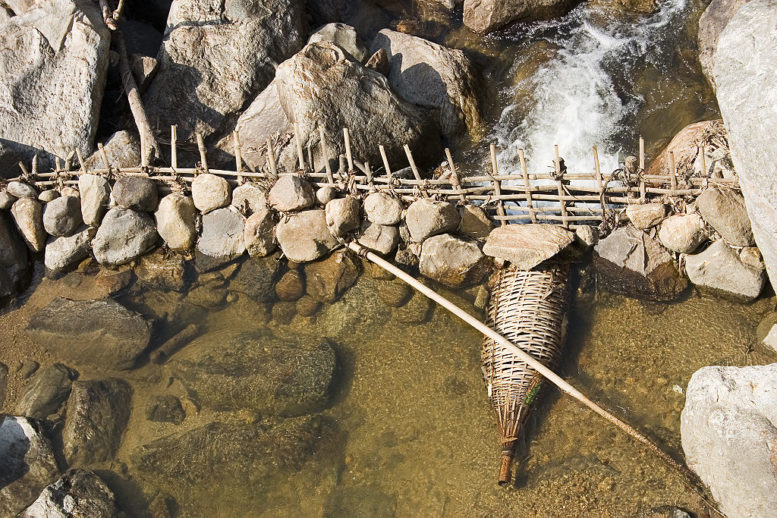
[[639, 137, 645, 171], [403, 144, 421, 181], [75, 148, 87, 174], [98, 143, 110, 170], [318, 126, 334, 184], [343, 127, 354, 173], [365, 161, 373, 185], [170, 125, 178, 170], [196, 133, 208, 174], [593, 146, 605, 222], [554, 144, 569, 227], [444, 148, 465, 203], [489, 144, 506, 226], [700, 143, 707, 177], [233, 130, 243, 183], [519, 149, 536, 223], [266, 138, 278, 180], [31, 155, 38, 177], [379, 145, 392, 181], [294, 122, 305, 172]]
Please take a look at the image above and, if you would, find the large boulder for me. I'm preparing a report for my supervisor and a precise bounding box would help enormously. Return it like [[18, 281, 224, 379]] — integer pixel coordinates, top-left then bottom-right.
[[714, 0, 777, 287], [276, 209, 338, 263], [15, 363, 77, 419], [92, 208, 158, 267], [594, 225, 687, 301], [20, 469, 117, 518], [0, 0, 110, 166], [646, 120, 734, 178], [0, 415, 60, 516], [405, 199, 460, 242], [483, 224, 574, 269], [44, 226, 95, 273], [684, 239, 765, 301], [420, 233, 489, 288], [62, 379, 133, 466], [371, 29, 483, 139], [273, 41, 440, 172], [155, 193, 196, 251], [696, 187, 753, 246], [11, 197, 46, 252], [196, 207, 246, 269], [167, 329, 336, 415], [463, 0, 580, 34], [304, 249, 360, 303], [143, 0, 306, 139], [42, 195, 82, 237], [698, 0, 747, 90], [681, 364, 777, 518], [26, 298, 152, 370]]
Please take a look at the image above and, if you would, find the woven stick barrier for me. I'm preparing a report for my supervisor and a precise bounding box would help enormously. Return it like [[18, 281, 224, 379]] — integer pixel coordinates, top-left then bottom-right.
[[482, 264, 569, 484]]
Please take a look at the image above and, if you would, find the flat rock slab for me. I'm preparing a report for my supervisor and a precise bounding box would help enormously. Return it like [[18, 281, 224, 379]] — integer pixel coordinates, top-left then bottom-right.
[[26, 298, 152, 370], [483, 224, 575, 269]]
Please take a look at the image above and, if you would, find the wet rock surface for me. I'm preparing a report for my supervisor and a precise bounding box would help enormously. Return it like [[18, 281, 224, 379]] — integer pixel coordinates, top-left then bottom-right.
[[145, 395, 186, 425], [20, 469, 117, 518], [15, 363, 77, 419], [0, 415, 60, 516], [26, 298, 152, 370], [167, 329, 336, 416], [230, 255, 282, 303], [305, 250, 360, 303], [463, 0, 580, 34], [681, 364, 777, 518]]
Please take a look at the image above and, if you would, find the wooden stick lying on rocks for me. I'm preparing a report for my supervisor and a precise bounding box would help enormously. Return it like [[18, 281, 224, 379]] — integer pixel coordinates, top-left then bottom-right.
[[345, 240, 717, 511]]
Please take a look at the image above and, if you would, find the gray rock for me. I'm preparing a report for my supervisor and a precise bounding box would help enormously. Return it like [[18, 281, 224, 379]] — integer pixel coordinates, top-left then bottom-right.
[[0, 415, 60, 516], [7, 181, 37, 199], [364, 192, 403, 225], [276, 209, 338, 263], [357, 222, 400, 255], [308, 22, 366, 61], [268, 175, 315, 212], [112, 176, 158, 212], [625, 203, 666, 230], [168, 329, 336, 415], [26, 297, 152, 370], [230, 255, 282, 303], [274, 41, 440, 173], [0, 212, 29, 291], [11, 197, 45, 253], [463, 0, 578, 33], [658, 214, 707, 253], [37, 190, 59, 203], [42, 195, 82, 237], [371, 29, 483, 138], [92, 208, 158, 267], [405, 199, 460, 242], [143, 0, 306, 140], [714, 1, 777, 288], [146, 395, 185, 425], [681, 364, 777, 518], [191, 173, 231, 214], [483, 224, 574, 269], [685, 239, 765, 301], [15, 363, 77, 419], [44, 226, 94, 273], [84, 130, 141, 170], [78, 174, 111, 227], [305, 249, 360, 303], [325, 196, 360, 236], [594, 225, 688, 301], [698, 0, 747, 90], [316, 185, 337, 205], [697, 188, 753, 246], [420, 233, 489, 288], [243, 208, 276, 257], [231, 183, 267, 215], [20, 469, 117, 518], [0, 190, 16, 209], [155, 193, 196, 251], [196, 207, 246, 266], [0, 0, 110, 166], [458, 205, 492, 239], [62, 379, 132, 466]]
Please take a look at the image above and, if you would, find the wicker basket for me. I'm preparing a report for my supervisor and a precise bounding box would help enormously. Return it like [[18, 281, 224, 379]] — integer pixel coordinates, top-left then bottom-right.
[[482, 264, 569, 484]]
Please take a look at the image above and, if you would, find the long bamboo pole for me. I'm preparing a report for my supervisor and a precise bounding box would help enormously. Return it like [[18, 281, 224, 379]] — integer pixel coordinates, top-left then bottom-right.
[[345, 240, 708, 499]]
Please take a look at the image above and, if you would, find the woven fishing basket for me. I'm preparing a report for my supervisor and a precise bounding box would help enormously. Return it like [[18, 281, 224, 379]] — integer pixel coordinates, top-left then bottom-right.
[[482, 263, 570, 485]]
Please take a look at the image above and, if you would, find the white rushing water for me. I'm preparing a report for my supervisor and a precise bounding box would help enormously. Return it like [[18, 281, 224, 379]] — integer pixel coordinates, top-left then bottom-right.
[[493, 0, 691, 175]]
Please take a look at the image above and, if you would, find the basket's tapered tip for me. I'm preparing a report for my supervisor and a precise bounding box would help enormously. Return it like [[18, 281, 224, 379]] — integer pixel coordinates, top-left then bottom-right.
[[498, 453, 513, 485]]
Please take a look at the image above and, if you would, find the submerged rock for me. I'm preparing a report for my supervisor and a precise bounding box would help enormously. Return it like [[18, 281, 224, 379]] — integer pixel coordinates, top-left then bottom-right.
[[681, 364, 777, 518], [0, 415, 60, 516], [305, 250, 360, 303], [135, 251, 187, 292], [420, 233, 489, 288], [684, 240, 764, 301], [62, 379, 132, 466], [92, 208, 158, 267], [167, 329, 336, 416], [275, 270, 305, 301], [145, 395, 186, 425], [15, 363, 77, 419], [26, 298, 152, 370], [594, 225, 687, 301], [230, 255, 282, 303], [20, 469, 117, 518]]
